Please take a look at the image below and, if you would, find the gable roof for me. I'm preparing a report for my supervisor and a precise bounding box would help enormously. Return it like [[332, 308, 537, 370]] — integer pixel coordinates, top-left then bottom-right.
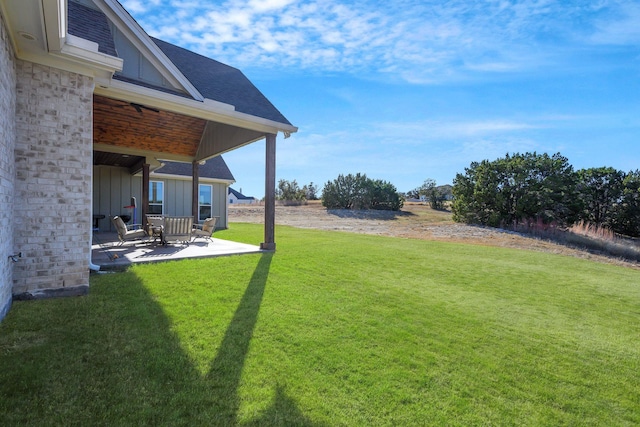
[[153, 156, 235, 182], [151, 38, 292, 126], [68, 1, 117, 56], [229, 188, 255, 200], [67, 0, 293, 128]]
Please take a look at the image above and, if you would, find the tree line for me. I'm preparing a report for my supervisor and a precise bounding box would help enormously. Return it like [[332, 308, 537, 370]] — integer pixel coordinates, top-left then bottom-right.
[[451, 152, 640, 237], [275, 152, 638, 237]]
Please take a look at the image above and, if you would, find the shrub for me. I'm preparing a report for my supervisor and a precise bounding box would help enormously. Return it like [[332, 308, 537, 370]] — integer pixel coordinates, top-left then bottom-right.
[[276, 179, 307, 203], [322, 173, 403, 211]]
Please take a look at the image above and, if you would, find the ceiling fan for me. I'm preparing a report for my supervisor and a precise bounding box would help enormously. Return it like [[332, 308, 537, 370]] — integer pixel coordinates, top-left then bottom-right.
[[129, 102, 160, 113]]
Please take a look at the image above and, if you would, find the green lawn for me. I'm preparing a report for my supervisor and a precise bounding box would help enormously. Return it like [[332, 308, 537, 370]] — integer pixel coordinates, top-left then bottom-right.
[[1, 223, 639, 426]]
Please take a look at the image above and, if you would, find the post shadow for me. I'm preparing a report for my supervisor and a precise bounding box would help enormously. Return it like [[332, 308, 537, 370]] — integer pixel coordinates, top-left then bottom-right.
[[0, 252, 325, 425], [206, 253, 272, 423], [206, 253, 327, 426]]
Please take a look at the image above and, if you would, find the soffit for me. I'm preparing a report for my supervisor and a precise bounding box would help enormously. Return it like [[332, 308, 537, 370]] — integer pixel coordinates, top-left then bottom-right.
[[93, 94, 206, 158], [0, 0, 47, 58], [93, 150, 144, 168]]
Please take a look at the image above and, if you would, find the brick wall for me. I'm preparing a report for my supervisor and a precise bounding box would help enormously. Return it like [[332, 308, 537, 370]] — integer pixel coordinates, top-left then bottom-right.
[[13, 61, 94, 297], [0, 12, 15, 320]]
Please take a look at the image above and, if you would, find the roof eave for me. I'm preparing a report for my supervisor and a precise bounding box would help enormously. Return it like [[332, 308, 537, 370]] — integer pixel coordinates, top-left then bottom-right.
[[94, 0, 204, 101], [95, 79, 299, 136], [53, 34, 123, 74], [148, 172, 235, 185], [1, 0, 122, 79]]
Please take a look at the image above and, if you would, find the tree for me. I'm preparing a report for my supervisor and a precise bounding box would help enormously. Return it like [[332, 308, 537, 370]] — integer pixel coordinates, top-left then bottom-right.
[[420, 179, 446, 210], [575, 167, 625, 228], [321, 173, 366, 209], [452, 152, 578, 227], [276, 179, 306, 202], [321, 173, 403, 211], [408, 179, 449, 209], [612, 170, 640, 237], [302, 182, 319, 200]]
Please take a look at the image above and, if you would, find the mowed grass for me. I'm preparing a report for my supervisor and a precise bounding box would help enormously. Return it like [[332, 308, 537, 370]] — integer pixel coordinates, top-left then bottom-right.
[[1, 223, 639, 426]]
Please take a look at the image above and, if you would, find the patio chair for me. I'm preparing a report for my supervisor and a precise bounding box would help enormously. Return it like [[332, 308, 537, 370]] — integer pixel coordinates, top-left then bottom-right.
[[111, 215, 147, 245], [192, 217, 218, 242], [163, 216, 193, 245]]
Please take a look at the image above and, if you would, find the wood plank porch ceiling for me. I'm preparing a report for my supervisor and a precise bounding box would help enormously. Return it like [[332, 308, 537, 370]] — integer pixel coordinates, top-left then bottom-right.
[[93, 95, 206, 158]]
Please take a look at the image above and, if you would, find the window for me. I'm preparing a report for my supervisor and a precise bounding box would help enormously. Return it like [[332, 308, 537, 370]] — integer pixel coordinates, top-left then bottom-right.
[[199, 184, 212, 221], [149, 181, 164, 215]]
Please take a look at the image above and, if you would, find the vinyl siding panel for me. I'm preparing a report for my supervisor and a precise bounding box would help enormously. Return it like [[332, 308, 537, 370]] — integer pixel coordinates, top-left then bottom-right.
[[93, 166, 142, 231]]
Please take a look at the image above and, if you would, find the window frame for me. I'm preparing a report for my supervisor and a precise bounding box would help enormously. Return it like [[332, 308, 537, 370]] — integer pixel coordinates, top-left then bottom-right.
[[149, 180, 164, 215], [198, 183, 213, 221]]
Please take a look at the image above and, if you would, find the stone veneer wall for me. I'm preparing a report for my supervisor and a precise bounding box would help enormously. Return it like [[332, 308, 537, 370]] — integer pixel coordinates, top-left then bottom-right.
[[0, 12, 16, 320], [13, 61, 94, 297]]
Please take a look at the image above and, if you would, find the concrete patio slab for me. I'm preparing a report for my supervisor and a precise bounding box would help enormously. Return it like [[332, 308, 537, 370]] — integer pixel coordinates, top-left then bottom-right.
[[91, 232, 265, 270]]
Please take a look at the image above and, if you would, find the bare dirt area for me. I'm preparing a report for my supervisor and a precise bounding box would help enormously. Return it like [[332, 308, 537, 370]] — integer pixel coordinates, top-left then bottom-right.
[[229, 201, 639, 269]]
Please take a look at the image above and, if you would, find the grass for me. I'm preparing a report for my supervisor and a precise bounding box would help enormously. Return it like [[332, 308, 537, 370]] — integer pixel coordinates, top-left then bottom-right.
[[1, 223, 639, 425]]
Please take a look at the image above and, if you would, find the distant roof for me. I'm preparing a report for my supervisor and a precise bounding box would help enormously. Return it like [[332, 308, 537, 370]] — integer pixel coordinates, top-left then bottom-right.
[[154, 156, 235, 181], [67, 1, 292, 126], [229, 188, 255, 200]]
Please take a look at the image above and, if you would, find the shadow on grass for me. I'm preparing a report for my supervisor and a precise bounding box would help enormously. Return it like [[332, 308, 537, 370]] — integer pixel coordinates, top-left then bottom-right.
[[327, 208, 415, 220], [0, 253, 324, 426]]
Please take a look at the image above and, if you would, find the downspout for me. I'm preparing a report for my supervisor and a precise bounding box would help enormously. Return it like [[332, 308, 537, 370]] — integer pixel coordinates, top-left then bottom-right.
[[89, 116, 99, 272]]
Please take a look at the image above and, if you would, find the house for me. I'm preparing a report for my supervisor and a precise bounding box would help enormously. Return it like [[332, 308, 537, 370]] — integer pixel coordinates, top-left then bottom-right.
[[94, 156, 235, 231], [0, 0, 297, 321], [229, 188, 257, 205]]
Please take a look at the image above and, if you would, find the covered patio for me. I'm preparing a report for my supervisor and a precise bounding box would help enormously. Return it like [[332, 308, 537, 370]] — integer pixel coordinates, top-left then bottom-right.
[[91, 232, 264, 269], [83, 1, 298, 259]]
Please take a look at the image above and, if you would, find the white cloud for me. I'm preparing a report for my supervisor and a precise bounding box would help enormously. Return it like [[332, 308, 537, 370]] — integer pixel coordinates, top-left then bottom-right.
[[121, 0, 148, 13], [132, 0, 640, 84], [373, 119, 541, 142], [248, 0, 296, 13], [590, 1, 640, 45]]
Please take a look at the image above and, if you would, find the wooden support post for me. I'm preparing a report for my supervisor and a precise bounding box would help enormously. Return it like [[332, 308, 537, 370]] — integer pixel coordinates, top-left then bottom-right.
[[261, 134, 277, 250], [142, 163, 150, 222], [192, 160, 199, 223]]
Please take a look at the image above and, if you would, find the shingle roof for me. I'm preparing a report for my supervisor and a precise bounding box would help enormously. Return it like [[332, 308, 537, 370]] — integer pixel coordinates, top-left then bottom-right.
[[151, 37, 292, 125], [67, 1, 292, 126], [154, 156, 235, 181], [67, 2, 117, 56], [229, 188, 255, 200]]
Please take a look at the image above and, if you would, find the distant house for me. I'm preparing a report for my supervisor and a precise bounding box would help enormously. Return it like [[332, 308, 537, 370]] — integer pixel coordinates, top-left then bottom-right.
[[229, 188, 257, 205], [0, 0, 296, 318], [93, 156, 235, 231]]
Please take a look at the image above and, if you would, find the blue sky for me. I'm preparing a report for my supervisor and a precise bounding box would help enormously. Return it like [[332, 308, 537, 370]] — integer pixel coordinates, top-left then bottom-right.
[[123, 0, 640, 198]]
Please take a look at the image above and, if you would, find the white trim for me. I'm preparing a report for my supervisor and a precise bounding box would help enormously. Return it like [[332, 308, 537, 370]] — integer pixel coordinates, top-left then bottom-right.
[[43, 0, 123, 75], [149, 172, 234, 185], [149, 180, 165, 215], [53, 34, 123, 72], [42, 0, 66, 52], [198, 183, 213, 222], [96, 79, 298, 135], [94, 0, 204, 101]]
